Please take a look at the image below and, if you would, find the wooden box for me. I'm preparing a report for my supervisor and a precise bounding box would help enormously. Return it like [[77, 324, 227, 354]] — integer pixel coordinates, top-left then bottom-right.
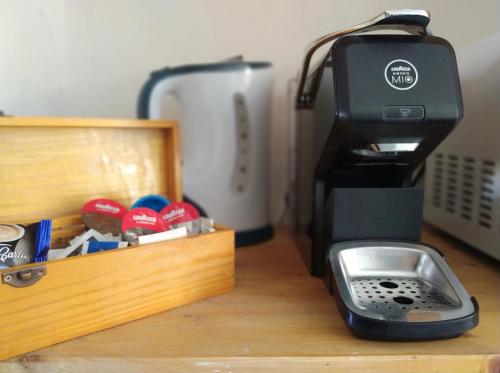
[[0, 117, 235, 361]]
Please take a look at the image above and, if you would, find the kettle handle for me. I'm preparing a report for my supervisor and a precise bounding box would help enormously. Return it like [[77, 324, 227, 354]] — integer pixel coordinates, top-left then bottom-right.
[[137, 68, 180, 119], [296, 9, 431, 109]]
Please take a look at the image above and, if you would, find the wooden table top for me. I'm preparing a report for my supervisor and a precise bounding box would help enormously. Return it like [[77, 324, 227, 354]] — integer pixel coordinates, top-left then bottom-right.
[[2, 226, 500, 373]]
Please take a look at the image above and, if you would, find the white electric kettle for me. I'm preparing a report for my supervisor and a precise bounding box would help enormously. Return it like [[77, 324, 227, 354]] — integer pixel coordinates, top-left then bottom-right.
[[138, 58, 273, 246]]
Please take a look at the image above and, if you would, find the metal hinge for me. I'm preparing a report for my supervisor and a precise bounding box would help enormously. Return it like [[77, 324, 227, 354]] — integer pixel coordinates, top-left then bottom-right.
[[1, 266, 46, 288]]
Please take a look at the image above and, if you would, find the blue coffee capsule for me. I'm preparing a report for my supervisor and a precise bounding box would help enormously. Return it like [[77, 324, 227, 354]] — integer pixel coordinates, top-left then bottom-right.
[[131, 195, 170, 212]]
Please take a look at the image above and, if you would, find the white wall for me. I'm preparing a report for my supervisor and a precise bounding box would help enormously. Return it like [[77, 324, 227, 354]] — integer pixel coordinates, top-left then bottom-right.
[[1, 0, 498, 221]]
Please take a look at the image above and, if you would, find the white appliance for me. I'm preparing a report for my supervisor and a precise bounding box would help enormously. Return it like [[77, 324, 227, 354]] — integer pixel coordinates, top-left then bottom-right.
[[138, 59, 274, 246], [424, 33, 500, 260]]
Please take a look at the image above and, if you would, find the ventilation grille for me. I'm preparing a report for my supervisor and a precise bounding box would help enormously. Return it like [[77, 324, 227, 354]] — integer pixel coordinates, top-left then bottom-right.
[[432, 153, 443, 208], [479, 160, 495, 229], [445, 154, 458, 214], [461, 157, 475, 221], [431, 153, 498, 233]]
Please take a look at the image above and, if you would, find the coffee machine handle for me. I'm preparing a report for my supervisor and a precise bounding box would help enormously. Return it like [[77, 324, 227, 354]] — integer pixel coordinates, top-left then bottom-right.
[[296, 9, 431, 109]]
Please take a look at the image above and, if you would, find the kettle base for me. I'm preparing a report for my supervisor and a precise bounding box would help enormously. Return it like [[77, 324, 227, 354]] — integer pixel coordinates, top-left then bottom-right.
[[235, 225, 273, 247]]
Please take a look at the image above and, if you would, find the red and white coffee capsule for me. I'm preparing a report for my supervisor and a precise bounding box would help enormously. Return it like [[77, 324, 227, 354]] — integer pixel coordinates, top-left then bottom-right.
[[81, 198, 128, 235], [160, 202, 200, 229], [121, 208, 167, 244]]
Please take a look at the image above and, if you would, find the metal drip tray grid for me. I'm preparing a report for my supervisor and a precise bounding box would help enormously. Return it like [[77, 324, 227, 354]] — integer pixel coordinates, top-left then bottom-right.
[[329, 241, 476, 323], [351, 277, 457, 318]]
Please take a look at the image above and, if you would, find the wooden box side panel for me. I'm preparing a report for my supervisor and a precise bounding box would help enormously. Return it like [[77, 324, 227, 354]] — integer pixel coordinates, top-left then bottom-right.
[[0, 117, 181, 223], [0, 229, 234, 360]]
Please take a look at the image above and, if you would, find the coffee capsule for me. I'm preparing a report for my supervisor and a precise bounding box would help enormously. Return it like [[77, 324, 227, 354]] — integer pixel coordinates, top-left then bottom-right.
[[160, 202, 200, 230], [131, 194, 170, 212], [121, 208, 167, 245], [81, 198, 128, 235], [0, 224, 31, 268]]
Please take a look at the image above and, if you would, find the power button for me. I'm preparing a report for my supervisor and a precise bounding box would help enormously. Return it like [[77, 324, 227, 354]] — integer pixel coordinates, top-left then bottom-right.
[[384, 105, 425, 120]]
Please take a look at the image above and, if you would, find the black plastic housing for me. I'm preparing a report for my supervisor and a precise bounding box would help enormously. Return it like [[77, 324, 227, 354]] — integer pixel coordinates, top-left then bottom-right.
[[314, 35, 463, 179], [307, 35, 464, 277], [324, 187, 423, 246]]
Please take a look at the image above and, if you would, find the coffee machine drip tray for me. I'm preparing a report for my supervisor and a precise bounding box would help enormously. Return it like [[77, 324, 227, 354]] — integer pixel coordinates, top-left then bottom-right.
[[327, 241, 479, 340]]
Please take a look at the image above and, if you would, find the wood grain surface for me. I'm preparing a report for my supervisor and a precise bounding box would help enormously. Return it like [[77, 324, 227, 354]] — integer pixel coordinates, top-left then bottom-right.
[[1, 226, 498, 373], [0, 116, 176, 129], [0, 117, 181, 223], [0, 227, 235, 361]]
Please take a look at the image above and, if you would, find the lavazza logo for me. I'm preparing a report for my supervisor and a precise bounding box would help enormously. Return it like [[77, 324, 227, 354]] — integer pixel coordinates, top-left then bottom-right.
[[95, 202, 120, 214], [164, 208, 185, 220], [132, 214, 156, 223], [384, 59, 418, 90]]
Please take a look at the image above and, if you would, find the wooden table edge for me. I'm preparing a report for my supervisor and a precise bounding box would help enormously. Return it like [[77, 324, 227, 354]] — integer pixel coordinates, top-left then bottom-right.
[[3, 354, 500, 373]]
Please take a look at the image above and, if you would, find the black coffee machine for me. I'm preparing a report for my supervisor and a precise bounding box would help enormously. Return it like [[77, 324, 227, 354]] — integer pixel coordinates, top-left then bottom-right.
[[294, 10, 478, 340]]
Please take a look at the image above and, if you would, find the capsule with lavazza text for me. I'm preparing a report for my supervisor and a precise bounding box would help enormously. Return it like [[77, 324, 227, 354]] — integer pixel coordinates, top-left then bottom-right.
[[160, 202, 200, 229], [81, 198, 128, 235], [121, 208, 167, 245]]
